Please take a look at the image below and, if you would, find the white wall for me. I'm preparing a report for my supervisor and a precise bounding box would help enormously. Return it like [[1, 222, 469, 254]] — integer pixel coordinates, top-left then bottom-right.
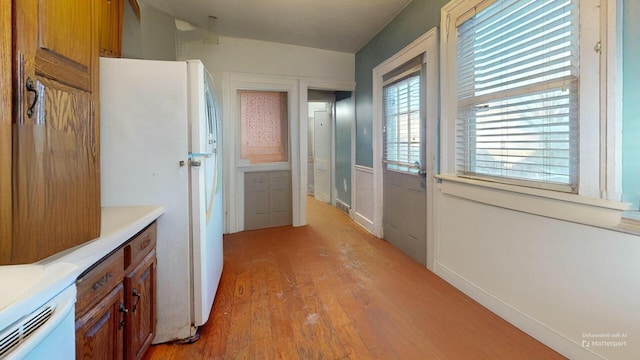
[[178, 35, 354, 233], [178, 36, 355, 85], [433, 182, 640, 360]]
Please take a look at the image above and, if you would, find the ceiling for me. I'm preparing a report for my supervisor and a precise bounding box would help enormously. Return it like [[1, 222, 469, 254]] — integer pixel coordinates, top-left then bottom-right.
[[140, 0, 413, 53]]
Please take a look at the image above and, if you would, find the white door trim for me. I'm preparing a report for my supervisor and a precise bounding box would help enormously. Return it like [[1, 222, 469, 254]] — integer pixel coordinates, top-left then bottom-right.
[[223, 73, 354, 233], [224, 72, 298, 233], [372, 28, 439, 270]]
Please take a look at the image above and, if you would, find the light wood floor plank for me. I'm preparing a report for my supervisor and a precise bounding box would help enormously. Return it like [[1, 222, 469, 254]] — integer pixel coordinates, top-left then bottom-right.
[[143, 197, 565, 359]]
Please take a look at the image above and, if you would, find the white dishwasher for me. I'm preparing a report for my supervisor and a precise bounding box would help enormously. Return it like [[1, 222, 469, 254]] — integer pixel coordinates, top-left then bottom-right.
[[0, 263, 78, 359]]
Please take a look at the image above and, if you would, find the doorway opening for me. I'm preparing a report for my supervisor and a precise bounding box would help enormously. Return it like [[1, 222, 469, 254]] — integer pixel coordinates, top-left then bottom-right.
[[307, 90, 334, 205], [306, 89, 353, 223]]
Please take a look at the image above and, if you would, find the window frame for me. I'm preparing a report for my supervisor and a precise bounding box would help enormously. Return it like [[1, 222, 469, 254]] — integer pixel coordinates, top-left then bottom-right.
[[439, 0, 629, 228], [237, 89, 290, 165]]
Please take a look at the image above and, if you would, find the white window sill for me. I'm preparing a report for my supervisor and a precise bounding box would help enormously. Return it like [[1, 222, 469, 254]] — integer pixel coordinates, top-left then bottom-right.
[[435, 174, 631, 230], [237, 161, 291, 172], [618, 212, 640, 234]]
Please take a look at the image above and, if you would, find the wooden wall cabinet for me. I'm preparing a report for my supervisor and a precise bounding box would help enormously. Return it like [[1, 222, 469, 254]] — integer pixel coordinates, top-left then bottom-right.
[[99, 0, 124, 57], [5, 0, 101, 265], [76, 222, 157, 360]]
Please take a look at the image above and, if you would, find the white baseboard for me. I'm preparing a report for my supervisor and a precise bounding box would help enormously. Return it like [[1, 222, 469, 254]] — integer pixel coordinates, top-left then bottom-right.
[[353, 211, 376, 235], [435, 263, 607, 360]]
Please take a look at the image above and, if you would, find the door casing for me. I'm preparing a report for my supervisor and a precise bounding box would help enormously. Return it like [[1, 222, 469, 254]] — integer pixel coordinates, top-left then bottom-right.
[[222, 73, 354, 233]]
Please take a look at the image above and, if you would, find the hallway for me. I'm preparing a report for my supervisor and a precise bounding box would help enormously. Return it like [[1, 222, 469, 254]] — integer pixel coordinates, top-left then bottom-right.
[[144, 197, 564, 359]]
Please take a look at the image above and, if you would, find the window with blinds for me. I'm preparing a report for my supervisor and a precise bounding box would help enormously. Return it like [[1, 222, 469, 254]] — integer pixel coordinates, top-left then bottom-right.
[[239, 90, 289, 164], [456, 0, 579, 191], [383, 57, 423, 173]]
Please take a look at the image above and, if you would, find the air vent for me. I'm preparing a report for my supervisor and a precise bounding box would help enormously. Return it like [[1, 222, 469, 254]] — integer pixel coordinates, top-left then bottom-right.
[[23, 307, 53, 338], [0, 305, 55, 357], [0, 329, 20, 357]]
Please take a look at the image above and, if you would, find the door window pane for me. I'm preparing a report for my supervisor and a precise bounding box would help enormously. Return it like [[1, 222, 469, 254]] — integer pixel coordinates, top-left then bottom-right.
[[383, 74, 421, 173]]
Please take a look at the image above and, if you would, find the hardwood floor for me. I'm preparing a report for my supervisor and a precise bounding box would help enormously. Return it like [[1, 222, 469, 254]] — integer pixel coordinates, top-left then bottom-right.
[[143, 197, 565, 359]]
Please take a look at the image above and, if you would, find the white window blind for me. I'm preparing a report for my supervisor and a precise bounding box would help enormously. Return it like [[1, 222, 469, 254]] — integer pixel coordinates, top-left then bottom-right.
[[456, 0, 579, 191], [383, 73, 422, 173]]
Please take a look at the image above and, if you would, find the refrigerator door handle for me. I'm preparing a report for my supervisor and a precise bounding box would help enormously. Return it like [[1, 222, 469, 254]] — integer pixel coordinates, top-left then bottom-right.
[[188, 152, 213, 167], [189, 153, 213, 159], [189, 152, 213, 159]]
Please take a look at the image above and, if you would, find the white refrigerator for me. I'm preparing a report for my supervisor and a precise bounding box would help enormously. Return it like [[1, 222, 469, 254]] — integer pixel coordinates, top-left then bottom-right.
[[100, 57, 223, 344]]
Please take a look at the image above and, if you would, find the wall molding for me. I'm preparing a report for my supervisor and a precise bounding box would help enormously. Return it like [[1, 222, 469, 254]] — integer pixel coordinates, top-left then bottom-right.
[[352, 166, 376, 235]]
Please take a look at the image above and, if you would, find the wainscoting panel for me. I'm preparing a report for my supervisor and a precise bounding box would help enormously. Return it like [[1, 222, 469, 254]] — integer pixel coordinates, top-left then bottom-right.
[[353, 165, 375, 234]]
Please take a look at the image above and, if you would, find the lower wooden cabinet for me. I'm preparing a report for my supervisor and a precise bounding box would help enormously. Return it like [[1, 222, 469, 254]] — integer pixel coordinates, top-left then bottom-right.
[[76, 222, 157, 360], [76, 284, 125, 360], [124, 250, 156, 360]]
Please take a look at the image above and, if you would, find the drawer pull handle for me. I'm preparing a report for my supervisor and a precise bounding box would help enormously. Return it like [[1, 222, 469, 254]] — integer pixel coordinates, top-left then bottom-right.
[[132, 288, 141, 312], [119, 303, 128, 329], [91, 273, 112, 291], [26, 77, 38, 118]]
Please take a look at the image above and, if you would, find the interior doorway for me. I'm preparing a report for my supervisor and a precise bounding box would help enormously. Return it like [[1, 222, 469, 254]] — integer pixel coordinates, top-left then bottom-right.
[[307, 91, 335, 205]]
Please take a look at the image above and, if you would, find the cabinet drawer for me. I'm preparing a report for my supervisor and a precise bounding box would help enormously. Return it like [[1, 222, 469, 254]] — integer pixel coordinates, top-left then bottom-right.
[[76, 248, 125, 316], [125, 222, 156, 271]]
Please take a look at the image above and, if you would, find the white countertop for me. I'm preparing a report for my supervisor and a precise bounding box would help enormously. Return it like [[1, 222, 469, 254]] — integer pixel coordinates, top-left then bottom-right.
[[0, 205, 164, 331]]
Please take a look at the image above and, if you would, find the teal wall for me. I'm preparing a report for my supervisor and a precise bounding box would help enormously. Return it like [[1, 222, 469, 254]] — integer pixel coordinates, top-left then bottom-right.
[[122, 0, 143, 59], [623, 0, 640, 209], [356, 0, 638, 210], [335, 92, 353, 206], [354, 0, 448, 167], [139, 3, 177, 61]]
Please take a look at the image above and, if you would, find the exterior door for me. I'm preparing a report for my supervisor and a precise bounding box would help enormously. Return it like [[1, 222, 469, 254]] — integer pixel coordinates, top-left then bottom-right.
[[11, 0, 100, 263], [382, 63, 427, 265]]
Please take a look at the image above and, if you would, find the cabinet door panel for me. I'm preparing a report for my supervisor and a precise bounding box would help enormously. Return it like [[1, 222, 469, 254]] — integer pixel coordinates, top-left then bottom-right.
[[124, 251, 156, 360], [40, 0, 92, 68], [76, 284, 125, 360], [0, 0, 12, 264], [10, 0, 100, 264]]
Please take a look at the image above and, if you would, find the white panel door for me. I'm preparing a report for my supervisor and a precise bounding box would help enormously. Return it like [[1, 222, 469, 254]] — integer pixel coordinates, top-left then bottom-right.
[[313, 110, 331, 203]]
